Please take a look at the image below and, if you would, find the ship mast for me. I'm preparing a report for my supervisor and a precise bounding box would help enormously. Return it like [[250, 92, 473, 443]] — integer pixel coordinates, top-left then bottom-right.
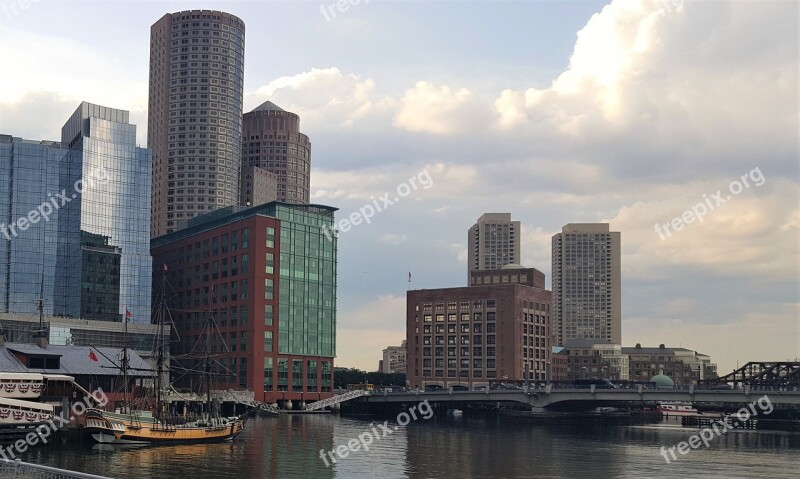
[[122, 308, 129, 414], [155, 268, 167, 420], [204, 289, 214, 418]]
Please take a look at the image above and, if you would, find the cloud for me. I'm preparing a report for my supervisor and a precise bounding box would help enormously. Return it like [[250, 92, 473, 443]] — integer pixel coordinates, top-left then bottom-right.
[[394, 81, 483, 135], [247, 67, 396, 130], [0, 29, 148, 143], [379, 234, 408, 246], [491, 0, 798, 179]]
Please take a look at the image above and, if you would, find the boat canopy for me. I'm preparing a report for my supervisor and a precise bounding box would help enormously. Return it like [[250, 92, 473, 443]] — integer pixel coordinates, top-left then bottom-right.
[[0, 373, 45, 382], [42, 374, 76, 382], [0, 397, 54, 412]]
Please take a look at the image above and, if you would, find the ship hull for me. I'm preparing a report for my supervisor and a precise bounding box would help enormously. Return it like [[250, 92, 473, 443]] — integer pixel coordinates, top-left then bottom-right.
[[85, 409, 244, 445]]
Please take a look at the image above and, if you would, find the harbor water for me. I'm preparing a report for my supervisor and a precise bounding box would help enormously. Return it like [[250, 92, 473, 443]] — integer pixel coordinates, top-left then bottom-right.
[[14, 414, 800, 478]]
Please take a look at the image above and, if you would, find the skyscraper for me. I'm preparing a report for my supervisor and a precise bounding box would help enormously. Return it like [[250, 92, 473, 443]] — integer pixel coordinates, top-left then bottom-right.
[[148, 10, 246, 237], [241, 101, 311, 205], [467, 213, 520, 278], [551, 223, 621, 345], [0, 102, 152, 323]]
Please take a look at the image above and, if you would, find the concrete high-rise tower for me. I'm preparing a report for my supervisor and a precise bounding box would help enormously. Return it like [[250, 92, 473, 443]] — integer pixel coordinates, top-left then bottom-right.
[[241, 101, 311, 205], [467, 213, 520, 278], [148, 10, 246, 237], [552, 223, 621, 345]]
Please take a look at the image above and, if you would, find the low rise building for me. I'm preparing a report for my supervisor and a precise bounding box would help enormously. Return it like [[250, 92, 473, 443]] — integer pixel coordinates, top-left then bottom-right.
[[563, 339, 629, 381], [622, 344, 717, 386]]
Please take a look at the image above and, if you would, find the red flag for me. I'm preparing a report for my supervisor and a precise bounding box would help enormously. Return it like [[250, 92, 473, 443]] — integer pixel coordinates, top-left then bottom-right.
[[125, 308, 132, 319], [88, 350, 98, 362]]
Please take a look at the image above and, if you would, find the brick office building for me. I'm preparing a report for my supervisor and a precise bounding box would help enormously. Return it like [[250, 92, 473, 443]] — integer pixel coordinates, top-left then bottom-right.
[[151, 202, 337, 405], [406, 282, 552, 389]]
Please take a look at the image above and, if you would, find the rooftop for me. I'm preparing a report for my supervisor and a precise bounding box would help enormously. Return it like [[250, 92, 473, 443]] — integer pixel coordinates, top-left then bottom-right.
[[0, 342, 155, 377], [251, 101, 285, 112]]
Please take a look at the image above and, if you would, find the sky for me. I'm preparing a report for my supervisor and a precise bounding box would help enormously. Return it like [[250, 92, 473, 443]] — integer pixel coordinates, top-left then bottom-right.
[[0, 0, 798, 375]]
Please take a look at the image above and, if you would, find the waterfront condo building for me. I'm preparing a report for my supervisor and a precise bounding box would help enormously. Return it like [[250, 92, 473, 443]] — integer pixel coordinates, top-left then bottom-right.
[[552, 223, 621, 345], [622, 344, 717, 386], [241, 101, 311, 205], [150, 202, 337, 404], [562, 339, 629, 381], [0, 102, 152, 323], [148, 10, 246, 237], [406, 281, 552, 389], [467, 213, 520, 279]]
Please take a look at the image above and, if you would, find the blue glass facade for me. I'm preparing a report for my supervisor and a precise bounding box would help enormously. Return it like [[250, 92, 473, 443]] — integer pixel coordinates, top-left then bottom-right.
[[0, 136, 66, 315], [0, 103, 152, 323]]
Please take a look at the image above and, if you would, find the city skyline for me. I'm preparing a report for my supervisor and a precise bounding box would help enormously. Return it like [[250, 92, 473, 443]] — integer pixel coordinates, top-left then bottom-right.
[[0, 0, 797, 375]]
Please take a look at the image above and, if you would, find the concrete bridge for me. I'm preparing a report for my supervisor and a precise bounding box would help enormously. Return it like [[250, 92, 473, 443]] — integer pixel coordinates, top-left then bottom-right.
[[362, 386, 800, 410]]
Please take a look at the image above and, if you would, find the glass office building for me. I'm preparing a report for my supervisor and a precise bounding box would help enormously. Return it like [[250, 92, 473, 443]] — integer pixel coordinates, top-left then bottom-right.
[[150, 202, 337, 403], [0, 102, 152, 323], [270, 204, 336, 359], [0, 136, 66, 315]]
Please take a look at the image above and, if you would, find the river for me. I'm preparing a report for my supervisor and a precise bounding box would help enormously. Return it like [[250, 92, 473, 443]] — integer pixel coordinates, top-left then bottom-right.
[[15, 414, 800, 478]]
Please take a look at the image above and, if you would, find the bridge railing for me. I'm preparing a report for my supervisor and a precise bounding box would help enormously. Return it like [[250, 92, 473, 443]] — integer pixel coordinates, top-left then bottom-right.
[[0, 459, 112, 479], [304, 389, 368, 411]]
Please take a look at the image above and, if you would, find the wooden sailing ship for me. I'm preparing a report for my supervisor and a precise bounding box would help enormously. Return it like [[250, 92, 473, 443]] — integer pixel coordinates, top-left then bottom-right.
[[85, 272, 245, 444]]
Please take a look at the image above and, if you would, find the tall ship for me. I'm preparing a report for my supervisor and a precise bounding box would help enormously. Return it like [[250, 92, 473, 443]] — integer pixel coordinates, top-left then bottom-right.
[[85, 272, 245, 444]]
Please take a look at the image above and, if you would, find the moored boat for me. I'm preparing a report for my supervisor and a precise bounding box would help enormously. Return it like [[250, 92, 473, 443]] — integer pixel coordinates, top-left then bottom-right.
[[85, 409, 243, 444], [658, 401, 698, 415], [85, 270, 246, 445]]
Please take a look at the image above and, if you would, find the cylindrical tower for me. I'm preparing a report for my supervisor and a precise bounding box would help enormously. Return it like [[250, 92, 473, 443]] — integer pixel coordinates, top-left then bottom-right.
[[148, 10, 245, 236], [241, 102, 311, 205]]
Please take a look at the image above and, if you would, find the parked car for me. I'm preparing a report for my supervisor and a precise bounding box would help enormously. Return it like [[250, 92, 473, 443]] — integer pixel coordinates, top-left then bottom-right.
[[474, 386, 487, 391], [451, 385, 469, 391], [424, 384, 444, 392]]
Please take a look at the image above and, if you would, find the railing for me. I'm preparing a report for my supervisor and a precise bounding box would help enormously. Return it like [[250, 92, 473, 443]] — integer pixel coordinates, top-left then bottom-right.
[[0, 459, 112, 479], [304, 389, 368, 411]]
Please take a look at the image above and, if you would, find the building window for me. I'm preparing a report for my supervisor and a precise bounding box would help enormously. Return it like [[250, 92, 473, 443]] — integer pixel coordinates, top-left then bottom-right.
[[263, 357, 273, 391]]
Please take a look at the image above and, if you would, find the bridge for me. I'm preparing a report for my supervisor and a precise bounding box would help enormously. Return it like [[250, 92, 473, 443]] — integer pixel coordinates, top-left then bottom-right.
[[304, 389, 368, 411], [361, 385, 800, 410]]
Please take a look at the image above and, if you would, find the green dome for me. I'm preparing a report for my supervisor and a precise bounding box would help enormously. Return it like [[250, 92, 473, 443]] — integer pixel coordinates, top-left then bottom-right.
[[650, 374, 675, 388]]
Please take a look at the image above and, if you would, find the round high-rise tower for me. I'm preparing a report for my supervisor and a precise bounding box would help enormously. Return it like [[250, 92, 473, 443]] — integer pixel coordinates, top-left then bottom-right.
[[148, 10, 245, 236], [242, 101, 311, 205]]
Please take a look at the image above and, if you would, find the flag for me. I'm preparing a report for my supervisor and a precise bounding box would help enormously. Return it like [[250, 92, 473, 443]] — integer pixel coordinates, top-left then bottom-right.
[[163, 263, 168, 272], [408, 271, 412, 282], [125, 308, 132, 319], [88, 350, 98, 362]]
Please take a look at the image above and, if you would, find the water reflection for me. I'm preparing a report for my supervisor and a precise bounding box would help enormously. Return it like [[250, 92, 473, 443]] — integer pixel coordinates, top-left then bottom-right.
[[14, 415, 800, 479]]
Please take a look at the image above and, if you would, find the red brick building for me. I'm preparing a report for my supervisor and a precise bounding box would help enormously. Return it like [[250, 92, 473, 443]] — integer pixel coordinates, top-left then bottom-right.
[[406, 283, 552, 389], [151, 203, 337, 405]]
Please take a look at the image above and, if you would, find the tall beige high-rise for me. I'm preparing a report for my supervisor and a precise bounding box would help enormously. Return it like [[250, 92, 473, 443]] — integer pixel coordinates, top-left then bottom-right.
[[241, 101, 311, 205], [467, 213, 520, 278], [148, 10, 246, 237], [551, 223, 621, 345]]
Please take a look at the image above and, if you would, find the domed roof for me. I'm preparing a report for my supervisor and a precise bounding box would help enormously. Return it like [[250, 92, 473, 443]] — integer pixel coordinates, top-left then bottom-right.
[[501, 263, 525, 270], [650, 374, 675, 387]]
